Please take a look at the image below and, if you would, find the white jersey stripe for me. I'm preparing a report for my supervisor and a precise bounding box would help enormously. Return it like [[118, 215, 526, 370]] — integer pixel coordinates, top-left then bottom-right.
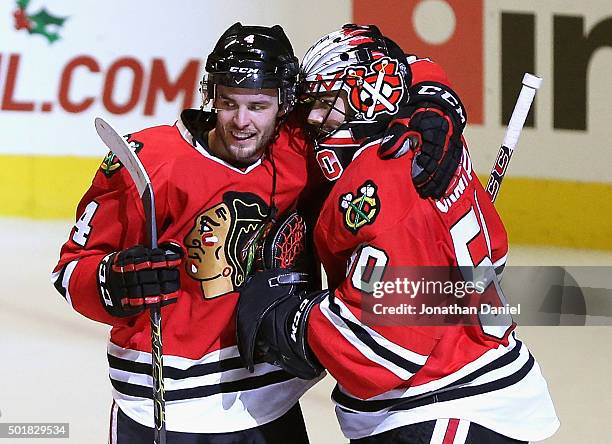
[[109, 360, 289, 392], [109, 341, 241, 369], [61, 260, 78, 306], [326, 296, 429, 365], [430, 418, 450, 444], [453, 419, 470, 444], [494, 254, 508, 268], [333, 335, 559, 441], [319, 295, 427, 380], [50, 261, 78, 306], [106, 341, 321, 433], [474, 191, 492, 258], [109, 401, 118, 444], [345, 334, 521, 402], [50, 270, 61, 285]]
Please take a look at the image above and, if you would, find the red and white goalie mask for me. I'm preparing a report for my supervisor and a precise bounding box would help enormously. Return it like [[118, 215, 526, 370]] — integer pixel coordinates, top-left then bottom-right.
[[299, 24, 412, 181]]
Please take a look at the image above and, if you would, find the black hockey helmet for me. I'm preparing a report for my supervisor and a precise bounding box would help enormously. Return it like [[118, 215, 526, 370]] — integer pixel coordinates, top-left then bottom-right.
[[202, 22, 300, 114]]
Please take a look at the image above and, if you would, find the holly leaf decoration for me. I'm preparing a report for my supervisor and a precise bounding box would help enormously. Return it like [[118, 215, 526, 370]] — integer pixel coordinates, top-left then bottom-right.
[[28, 8, 67, 43]]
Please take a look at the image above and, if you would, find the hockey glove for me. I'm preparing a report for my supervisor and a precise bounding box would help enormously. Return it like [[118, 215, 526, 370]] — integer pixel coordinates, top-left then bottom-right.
[[378, 82, 467, 200], [251, 211, 308, 272], [237, 268, 325, 380], [98, 243, 184, 318]]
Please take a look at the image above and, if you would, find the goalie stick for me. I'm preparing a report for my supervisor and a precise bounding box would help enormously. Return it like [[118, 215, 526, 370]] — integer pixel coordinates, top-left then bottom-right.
[[486, 73, 543, 202], [94, 117, 166, 444]]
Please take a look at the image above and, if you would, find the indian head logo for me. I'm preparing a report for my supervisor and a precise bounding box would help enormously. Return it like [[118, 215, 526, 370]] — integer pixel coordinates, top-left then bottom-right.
[[344, 57, 405, 119], [184, 192, 270, 299]]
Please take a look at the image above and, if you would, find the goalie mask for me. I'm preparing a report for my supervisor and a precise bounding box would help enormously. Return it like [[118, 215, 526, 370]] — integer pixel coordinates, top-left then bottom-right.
[[300, 24, 412, 181], [202, 22, 300, 115]]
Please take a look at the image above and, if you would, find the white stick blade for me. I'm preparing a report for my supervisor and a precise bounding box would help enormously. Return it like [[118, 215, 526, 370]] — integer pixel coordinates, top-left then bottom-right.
[[94, 117, 150, 197]]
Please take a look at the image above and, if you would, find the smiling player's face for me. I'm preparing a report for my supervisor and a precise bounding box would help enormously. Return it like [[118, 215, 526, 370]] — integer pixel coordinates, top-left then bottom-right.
[[209, 85, 280, 167]]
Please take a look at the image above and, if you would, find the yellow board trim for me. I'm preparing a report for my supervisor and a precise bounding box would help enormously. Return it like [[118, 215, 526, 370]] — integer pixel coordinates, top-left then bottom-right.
[[0, 155, 100, 220], [1, 155, 610, 250], [487, 175, 612, 251]]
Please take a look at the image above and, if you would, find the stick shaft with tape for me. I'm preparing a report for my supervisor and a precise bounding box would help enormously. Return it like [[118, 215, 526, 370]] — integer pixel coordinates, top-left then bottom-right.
[[94, 118, 166, 444], [485, 73, 543, 202]]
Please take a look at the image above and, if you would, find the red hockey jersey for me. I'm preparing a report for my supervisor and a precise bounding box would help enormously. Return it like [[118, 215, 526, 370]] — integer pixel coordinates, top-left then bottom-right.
[[309, 140, 559, 440], [51, 110, 320, 433]]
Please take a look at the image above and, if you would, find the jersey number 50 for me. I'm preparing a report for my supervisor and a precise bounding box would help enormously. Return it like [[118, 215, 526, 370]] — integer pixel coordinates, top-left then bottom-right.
[[350, 199, 513, 340]]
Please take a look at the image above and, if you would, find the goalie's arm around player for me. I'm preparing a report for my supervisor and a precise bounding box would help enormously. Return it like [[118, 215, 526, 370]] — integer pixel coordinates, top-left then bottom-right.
[[236, 24, 559, 444], [237, 22, 471, 389]]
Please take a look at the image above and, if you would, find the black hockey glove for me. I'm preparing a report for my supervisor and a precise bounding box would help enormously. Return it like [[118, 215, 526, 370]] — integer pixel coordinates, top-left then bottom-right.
[[236, 268, 325, 380], [98, 243, 184, 318], [378, 81, 467, 200], [236, 210, 323, 379]]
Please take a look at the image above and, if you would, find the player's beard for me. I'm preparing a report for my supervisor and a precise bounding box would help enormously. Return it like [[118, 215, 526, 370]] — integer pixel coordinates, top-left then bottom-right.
[[217, 122, 277, 167]]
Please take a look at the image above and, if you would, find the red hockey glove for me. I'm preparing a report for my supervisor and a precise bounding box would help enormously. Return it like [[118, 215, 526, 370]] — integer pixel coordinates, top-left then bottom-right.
[[98, 243, 184, 318], [409, 106, 463, 199], [379, 81, 467, 200], [377, 107, 421, 159], [379, 106, 463, 200]]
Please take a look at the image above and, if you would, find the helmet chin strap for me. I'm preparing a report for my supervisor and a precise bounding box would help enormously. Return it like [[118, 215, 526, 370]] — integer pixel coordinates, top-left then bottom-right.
[[264, 99, 288, 224]]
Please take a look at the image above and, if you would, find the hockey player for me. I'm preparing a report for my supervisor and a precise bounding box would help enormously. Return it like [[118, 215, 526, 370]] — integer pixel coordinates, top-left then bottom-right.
[[51, 23, 318, 444], [237, 24, 560, 443], [51, 20, 463, 442]]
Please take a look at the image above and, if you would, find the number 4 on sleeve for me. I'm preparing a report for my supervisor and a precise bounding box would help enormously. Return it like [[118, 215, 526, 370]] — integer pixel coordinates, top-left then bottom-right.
[[72, 201, 99, 247]]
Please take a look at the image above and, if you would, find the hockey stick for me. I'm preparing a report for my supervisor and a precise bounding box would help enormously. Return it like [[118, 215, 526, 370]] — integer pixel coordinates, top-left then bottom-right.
[[94, 118, 166, 444], [485, 73, 543, 202]]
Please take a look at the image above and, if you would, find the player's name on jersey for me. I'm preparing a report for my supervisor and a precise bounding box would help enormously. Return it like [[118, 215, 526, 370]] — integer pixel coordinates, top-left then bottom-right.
[[372, 303, 521, 316]]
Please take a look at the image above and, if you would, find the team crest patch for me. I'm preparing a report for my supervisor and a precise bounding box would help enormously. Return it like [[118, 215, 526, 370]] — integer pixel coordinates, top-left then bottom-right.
[[99, 135, 144, 178], [340, 181, 379, 234], [344, 57, 405, 120]]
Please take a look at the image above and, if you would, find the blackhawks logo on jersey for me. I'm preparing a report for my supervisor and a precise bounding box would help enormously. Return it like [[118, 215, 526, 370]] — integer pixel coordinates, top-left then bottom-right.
[[340, 180, 380, 234], [184, 192, 271, 299], [99, 135, 144, 178]]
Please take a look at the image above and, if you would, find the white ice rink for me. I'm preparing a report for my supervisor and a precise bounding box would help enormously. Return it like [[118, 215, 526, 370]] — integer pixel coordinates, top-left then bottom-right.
[[1, 217, 611, 443]]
